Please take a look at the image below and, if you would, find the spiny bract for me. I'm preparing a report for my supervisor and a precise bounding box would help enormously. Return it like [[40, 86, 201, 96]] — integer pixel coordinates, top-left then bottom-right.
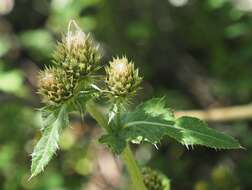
[[105, 56, 142, 100], [37, 67, 76, 105], [53, 20, 101, 81]]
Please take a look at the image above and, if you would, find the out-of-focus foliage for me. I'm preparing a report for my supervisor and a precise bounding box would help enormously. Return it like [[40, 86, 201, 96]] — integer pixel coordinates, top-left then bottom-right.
[[0, 0, 252, 189]]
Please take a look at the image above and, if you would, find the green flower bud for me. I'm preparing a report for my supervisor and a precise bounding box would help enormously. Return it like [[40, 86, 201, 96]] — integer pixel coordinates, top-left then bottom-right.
[[105, 56, 142, 100], [53, 20, 101, 81], [37, 67, 76, 105], [142, 167, 165, 190]]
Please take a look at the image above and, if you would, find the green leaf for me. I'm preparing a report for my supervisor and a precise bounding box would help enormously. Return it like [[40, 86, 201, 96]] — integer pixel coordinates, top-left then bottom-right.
[[175, 116, 241, 149], [100, 98, 176, 153], [99, 131, 126, 154], [39, 106, 60, 131], [30, 104, 69, 178], [139, 97, 174, 120], [121, 97, 174, 124], [99, 98, 241, 154]]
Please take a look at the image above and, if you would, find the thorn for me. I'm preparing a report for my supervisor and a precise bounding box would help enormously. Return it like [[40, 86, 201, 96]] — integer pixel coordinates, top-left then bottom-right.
[[185, 144, 189, 150], [154, 144, 159, 150], [240, 145, 246, 150], [28, 174, 34, 181], [90, 84, 102, 92]]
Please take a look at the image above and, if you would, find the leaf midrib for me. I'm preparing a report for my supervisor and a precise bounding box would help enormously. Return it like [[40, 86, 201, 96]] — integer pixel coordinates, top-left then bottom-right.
[[125, 120, 238, 147], [34, 120, 59, 175]]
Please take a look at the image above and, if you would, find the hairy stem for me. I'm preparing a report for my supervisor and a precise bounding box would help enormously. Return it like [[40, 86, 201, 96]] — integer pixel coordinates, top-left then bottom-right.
[[86, 100, 147, 190], [122, 145, 147, 190], [86, 100, 110, 132]]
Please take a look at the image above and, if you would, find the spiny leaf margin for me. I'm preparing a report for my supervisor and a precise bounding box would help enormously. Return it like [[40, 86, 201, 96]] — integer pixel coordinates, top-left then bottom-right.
[[30, 104, 69, 178], [99, 98, 241, 154], [175, 116, 242, 149]]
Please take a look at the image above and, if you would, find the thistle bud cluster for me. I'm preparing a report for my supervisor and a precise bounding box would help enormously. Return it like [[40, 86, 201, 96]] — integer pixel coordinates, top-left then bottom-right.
[[38, 20, 142, 106], [38, 20, 100, 105], [105, 56, 142, 101], [38, 68, 75, 104], [53, 20, 100, 81], [142, 167, 165, 190]]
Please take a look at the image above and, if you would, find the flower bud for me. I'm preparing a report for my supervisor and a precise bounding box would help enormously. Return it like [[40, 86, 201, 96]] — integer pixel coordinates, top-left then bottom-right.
[[142, 167, 165, 190], [105, 56, 142, 100], [53, 20, 101, 80], [37, 67, 76, 105]]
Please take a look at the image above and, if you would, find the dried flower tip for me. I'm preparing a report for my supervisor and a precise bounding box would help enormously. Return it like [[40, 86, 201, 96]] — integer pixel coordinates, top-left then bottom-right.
[[66, 20, 86, 50], [113, 58, 128, 74]]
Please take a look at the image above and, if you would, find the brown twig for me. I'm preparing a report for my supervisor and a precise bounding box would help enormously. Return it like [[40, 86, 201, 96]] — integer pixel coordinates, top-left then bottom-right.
[[175, 104, 252, 122]]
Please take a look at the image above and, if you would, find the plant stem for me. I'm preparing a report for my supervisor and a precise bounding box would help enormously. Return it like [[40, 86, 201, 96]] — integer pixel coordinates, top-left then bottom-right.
[[122, 145, 147, 190], [175, 104, 252, 122], [86, 100, 110, 132], [86, 100, 147, 190]]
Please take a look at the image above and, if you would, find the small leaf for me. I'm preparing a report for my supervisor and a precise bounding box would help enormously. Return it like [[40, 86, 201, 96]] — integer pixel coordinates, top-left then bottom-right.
[[30, 104, 69, 178]]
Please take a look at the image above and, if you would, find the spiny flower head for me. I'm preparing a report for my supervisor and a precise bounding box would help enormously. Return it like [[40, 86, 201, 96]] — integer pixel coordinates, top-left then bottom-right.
[[53, 20, 101, 81], [37, 67, 76, 105], [105, 56, 142, 101], [142, 167, 165, 190]]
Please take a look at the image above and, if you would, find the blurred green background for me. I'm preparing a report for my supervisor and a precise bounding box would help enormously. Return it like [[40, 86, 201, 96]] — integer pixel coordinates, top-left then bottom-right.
[[0, 0, 252, 189]]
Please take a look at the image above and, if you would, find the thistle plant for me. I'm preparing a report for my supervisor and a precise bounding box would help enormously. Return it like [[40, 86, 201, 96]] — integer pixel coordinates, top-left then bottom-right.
[[30, 20, 242, 189]]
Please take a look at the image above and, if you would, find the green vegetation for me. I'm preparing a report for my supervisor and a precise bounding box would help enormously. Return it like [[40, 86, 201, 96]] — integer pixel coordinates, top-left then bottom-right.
[[0, 0, 251, 189]]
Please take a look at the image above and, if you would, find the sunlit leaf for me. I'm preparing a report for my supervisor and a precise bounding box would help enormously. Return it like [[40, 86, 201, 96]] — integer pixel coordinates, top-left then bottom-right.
[[100, 98, 241, 154], [30, 104, 69, 178]]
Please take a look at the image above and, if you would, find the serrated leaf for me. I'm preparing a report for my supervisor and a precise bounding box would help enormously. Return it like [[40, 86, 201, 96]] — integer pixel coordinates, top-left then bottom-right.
[[122, 98, 174, 124], [39, 106, 60, 131], [124, 116, 241, 149], [99, 98, 241, 154], [99, 119, 176, 154], [100, 98, 176, 154], [175, 116, 241, 149], [30, 104, 69, 178], [140, 97, 174, 120]]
